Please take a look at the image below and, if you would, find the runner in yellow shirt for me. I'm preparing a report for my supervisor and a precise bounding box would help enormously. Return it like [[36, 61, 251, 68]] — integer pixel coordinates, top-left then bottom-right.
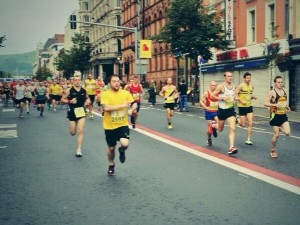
[[235, 72, 257, 145], [84, 74, 97, 118], [159, 78, 178, 129], [100, 74, 137, 176], [49, 80, 62, 111]]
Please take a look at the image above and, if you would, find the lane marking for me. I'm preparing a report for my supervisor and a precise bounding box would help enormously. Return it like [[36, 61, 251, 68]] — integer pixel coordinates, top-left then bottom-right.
[[0, 146, 8, 149], [0, 124, 17, 129], [2, 109, 15, 112], [0, 130, 18, 138], [133, 125, 300, 195]]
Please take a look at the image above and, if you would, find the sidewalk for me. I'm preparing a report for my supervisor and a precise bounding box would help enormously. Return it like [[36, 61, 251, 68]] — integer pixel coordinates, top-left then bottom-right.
[[144, 95, 300, 123]]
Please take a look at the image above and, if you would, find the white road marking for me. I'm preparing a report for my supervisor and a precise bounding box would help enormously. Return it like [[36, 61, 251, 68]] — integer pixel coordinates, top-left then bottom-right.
[[0, 124, 17, 129], [0, 130, 18, 138], [0, 146, 8, 149], [2, 109, 15, 112], [133, 127, 300, 195]]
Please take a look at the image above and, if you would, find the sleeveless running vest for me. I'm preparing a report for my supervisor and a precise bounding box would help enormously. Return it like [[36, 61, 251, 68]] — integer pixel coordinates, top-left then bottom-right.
[[270, 89, 287, 115], [237, 83, 253, 107], [205, 91, 218, 112], [218, 83, 235, 109]]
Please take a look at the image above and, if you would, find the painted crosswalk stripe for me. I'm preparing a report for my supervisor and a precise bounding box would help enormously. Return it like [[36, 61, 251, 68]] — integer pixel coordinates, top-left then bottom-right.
[[0, 130, 18, 138], [0, 124, 17, 129]]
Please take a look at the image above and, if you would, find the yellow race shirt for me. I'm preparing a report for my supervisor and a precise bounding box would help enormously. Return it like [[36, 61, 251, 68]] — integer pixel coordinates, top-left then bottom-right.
[[164, 86, 176, 103], [85, 79, 97, 95], [49, 84, 62, 95], [101, 89, 134, 130], [237, 83, 253, 107]]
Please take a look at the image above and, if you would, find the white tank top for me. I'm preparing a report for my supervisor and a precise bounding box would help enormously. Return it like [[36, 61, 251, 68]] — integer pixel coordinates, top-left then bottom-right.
[[15, 85, 26, 100], [218, 83, 235, 109]]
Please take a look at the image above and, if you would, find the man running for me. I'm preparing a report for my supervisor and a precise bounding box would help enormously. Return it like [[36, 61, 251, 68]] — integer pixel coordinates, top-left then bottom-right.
[[159, 78, 178, 129], [25, 81, 35, 114], [125, 75, 144, 128], [213, 72, 238, 155], [235, 72, 257, 145], [35, 81, 48, 116], [264, 76, 291, 158], [200, 81, 218, 146], [84, 73, 97, 118], [100, 75, 137, 176], [13, 80, 26, 118], [48, 80, 62, 111], [61, 73, 91, 157]]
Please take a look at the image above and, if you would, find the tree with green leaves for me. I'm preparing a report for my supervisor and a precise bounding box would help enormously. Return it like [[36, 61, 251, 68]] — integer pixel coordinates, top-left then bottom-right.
[[35, 67, 53, 81], [56, 33, 92, 79], [0, 35, 6, 48], [152, 0, 229, 91]]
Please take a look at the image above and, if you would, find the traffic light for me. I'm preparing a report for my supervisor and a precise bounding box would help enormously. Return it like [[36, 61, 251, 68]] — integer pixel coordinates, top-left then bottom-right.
[[70, 15, 77, 30]]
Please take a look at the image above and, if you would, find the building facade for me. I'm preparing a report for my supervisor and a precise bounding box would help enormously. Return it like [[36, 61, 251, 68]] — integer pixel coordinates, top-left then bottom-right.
[[122, 0, 177, 88], [33, 34, 65, 79], [81, 0, 123, 81], [200, 0, 299, 110]]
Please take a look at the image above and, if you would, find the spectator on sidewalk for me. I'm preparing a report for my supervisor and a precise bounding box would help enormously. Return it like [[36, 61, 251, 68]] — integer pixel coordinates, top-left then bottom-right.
[[178, 79, 189, 112]]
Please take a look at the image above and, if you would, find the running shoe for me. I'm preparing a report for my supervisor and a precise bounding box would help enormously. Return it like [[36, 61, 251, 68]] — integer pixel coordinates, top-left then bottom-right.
[[40, 112, 43, 117], [132, 124, 136, 129], [75, 150, 82, 157], [211, 121, 217, 138], [207, 139, 212, 146], [107, 165, 115, 176], [228, 146, 238, 155], [26, 111, 29, 114], [90, 113, 94, 119], [54, 107, 57, 112], [119, 147, 126, 163], [168, 124, 173, 129], [19, 114, 23, 118], [245, 139, 253, 145]]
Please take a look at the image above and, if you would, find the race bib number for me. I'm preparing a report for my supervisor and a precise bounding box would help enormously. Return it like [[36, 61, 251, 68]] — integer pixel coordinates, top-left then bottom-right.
[[132, 93, 140, 100], [74, 107, 86, 118], [209, 101, 218, 110], [111, 110, 126, 124]]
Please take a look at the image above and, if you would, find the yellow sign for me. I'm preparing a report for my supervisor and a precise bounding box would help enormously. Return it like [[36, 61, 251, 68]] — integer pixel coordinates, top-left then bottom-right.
[[139, 40, 152, 58]]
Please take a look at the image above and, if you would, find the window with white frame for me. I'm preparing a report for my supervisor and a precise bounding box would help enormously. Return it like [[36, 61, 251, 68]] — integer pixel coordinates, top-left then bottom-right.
[[83, 2, 89, 11], [265, 2, 276, 40], [116, 0, 121, 8], [247, 9, 256, 44]]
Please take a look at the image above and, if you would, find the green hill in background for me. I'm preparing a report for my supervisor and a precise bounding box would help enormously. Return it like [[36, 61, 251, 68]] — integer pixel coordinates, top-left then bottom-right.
[[0, 51, 36, 75]]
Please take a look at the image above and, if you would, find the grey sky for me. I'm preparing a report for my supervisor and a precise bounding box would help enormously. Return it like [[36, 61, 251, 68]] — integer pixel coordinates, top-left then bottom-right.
[[0, 0, 78, 55]]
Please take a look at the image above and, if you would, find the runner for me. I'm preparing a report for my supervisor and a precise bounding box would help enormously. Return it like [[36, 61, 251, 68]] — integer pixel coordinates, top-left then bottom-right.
[[125, 75, 144, 128], [2, 81, 10, 107], [95, 75, 105, 112], [24, 81, 35, 114], [159, 78, 178, 129], [213, 72, 239, 155], [235, 72, 257, 145], [100, 74, 137, 176], [61, 73, 91, 157], [84, 74, 97, 118], [200, 81, 218, 146], [13, 80, 26, 118], [34, 81, 48, 116], [264, 76, 291, 158], [48, 80, 62, 111]]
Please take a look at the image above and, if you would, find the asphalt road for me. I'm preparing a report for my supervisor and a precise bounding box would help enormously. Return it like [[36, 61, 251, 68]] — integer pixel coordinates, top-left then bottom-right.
[[0, 103, 299, 225]]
